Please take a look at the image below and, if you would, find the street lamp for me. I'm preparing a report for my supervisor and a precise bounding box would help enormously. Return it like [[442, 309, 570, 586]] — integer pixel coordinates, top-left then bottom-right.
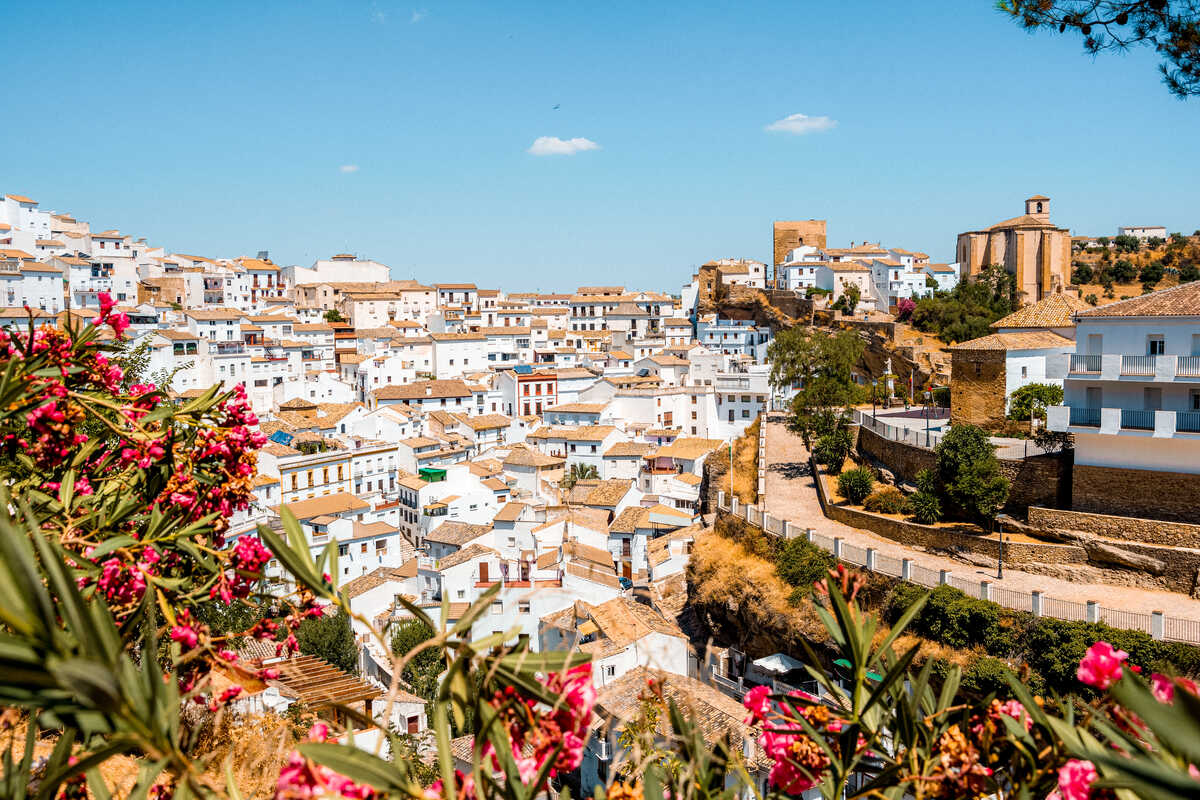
[[996, 514, 1012, 580]]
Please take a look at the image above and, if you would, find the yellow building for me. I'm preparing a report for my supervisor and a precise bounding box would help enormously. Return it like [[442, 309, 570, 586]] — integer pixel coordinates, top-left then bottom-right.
[[955, 196, 1072, 304]]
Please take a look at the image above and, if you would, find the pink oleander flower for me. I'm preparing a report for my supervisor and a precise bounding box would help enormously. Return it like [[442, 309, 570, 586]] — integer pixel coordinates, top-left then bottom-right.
[[743, 684, 771, 723], [1056, 759, 1097, 800], [1077, 641, 1127, 690], [1151, 672, 1175, 704], [170, 623, 199, 650]]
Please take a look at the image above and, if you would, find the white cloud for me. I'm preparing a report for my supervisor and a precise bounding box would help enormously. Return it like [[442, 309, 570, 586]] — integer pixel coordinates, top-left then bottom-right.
[[339, 164, 360, 173], [764, 113, 837, 135], [410, 9, 427, 23], [527, 136, 601, 156]]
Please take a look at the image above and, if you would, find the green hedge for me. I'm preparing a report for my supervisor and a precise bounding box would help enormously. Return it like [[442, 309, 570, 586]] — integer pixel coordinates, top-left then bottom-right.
[[884, 582, 1200, 696]]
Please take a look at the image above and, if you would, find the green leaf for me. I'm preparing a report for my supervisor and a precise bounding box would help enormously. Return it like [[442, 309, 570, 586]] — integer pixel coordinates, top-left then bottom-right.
[[299, 742, 413, 794]]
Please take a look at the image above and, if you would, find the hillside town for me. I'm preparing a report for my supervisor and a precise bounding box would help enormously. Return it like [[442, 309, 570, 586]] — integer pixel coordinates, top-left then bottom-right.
[[4, 187, 1200, 798]]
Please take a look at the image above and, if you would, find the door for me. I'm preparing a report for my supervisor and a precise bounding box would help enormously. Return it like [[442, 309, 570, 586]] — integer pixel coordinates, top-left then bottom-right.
[[1144, 387, 1162, 411], [479, 562, 489, 583], [622, 562, 632, 580], [1086, 386, 1102, 409], [1087, 334, 1103, 355]]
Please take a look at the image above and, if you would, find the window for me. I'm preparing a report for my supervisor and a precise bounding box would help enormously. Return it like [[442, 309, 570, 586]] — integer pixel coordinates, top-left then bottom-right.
[[742, 409, 750, 418], [307, 470, 314, 487], [291, 475, 298, 491], [360, 543, 368, 554], [1148, 336, 1165, 356], [322, 467, 329, 484], [974, 363, 982, 377], [1021, 366, 1028, 379], [338, 544, 348, 557], [457, 589, 466, 599], [605, 665, 616, 677], [492, 601, 503, 615], [519, 601, 530, 614]]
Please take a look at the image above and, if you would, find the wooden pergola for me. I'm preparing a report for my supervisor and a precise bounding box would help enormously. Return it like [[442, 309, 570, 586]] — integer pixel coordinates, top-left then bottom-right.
[[269, 654, 384, 726]]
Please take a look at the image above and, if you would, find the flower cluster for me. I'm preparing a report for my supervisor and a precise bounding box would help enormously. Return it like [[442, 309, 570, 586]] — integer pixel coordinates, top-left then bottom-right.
[[743, 685, 856, 794], [927, 725, 993, 799], [212, 535, 273, 603], [422, 663, 597, 800], [1076, 641, 1127, 690], [276, 722, 375, 799], [970, 698, 1032, 737]]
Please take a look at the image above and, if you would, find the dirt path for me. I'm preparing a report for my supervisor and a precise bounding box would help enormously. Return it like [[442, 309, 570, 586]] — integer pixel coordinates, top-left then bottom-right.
[[762, 416, 1200, 622]]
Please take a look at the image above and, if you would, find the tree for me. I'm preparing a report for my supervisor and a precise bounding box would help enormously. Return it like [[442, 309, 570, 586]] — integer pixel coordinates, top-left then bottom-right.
[[910, 264, 1016, 343], [1180, 261, 1200, 282], [896, 296, 916, 321], [1000, 1, 1200, 98], [1112, 259, 1138, 282], [1140, 261, 1165, 286], [935, 424, 1011, 525], [1071, 262, 1094, 284], [842, 283, 861, 314], [1008, 383, 1065, 421], [1147, 236, 1166, 248], [561, 462, 600, 490], [296, 608, 359, 675], [1114, 233, 1142, 253], [768, 328, 866, 445], [323, 308, 346, 323], [391, 618, 444, 703]]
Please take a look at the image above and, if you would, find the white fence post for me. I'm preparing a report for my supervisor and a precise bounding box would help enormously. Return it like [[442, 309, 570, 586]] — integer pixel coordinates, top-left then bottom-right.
[[865, 548, 876, 572], [806, 528, 815, 543], [1086, 601, 1100, 624], [782, 520, 792, 538], [901, 559, 912, 581], [732, 497, 740, 516], [1152, 610, 1164, 641], [939, 569, 951, 586], [718, 490, 725, 510], [980, 580, 992, 601], [833, 537, 843, 559], [1031, 590, 1043, 617]]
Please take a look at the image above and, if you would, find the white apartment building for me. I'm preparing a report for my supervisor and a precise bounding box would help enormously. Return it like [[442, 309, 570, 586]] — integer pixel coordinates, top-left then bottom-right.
[[431, 332, 487, 377], [1047, 283, 1200, 523], [286, 254, 391, 287], [1117, 225, 1167, 242]]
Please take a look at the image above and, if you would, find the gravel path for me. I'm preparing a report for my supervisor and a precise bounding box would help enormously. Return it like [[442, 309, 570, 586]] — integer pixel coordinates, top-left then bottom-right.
[[762, 416, 1200, 622]]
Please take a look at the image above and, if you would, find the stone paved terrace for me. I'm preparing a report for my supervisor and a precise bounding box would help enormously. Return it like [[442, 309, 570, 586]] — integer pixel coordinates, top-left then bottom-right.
[[761, 415, 1200, 622]]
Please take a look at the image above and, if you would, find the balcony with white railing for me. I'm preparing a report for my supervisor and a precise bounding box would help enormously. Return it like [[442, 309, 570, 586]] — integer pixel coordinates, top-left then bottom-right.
[[1048, 405, 1200, 437], [1069, 354, 1101, 374], [1121, 355, 1158, 376], [1178, 357, 1200, 378]]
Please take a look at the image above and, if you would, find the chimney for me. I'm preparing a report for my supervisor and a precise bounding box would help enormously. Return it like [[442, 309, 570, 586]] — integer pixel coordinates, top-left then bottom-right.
[[257, 250, 269, 261], [425, 386, 433, 396]]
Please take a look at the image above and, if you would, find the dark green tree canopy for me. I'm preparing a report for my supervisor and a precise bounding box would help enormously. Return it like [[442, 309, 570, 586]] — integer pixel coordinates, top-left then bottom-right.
[[1001, 1, 1200, 97]]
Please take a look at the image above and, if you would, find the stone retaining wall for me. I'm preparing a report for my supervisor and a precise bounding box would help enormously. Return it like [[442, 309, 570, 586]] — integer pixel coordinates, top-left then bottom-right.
[[855, 424, 1069, 510], [811, 457, 1086, 567], [1029, 506, 1200, 549], [1073, 464, 1200, 524]]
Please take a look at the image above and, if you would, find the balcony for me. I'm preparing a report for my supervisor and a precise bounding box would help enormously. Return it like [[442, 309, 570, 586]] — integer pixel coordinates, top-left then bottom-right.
[[1049, 405, 1200, 437], [1069, 406, 1101, 427], [1179, 357, 1200, 378], [1069, 354, 1101, 374], [1121, 355, 1157, 376], [1120, 408, 1155, 430]]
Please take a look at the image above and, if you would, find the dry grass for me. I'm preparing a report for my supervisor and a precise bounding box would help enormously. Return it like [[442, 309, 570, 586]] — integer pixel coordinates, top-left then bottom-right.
[[712, 418, 759, 506], [4, 713, 300, 799]]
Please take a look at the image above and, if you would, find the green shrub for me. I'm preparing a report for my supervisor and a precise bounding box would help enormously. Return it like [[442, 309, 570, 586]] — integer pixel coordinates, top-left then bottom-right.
[[1008, 383, 1063, 421], [863, 486, 907, 514], [813, 428, 853, 474], [961, 656, 1041, 699], [905, 491, 942, 524], [837, 467, 875, 504], [775, 536, 837, 595], [935, 424, 1010, 523], [932, 386, 950, 408]]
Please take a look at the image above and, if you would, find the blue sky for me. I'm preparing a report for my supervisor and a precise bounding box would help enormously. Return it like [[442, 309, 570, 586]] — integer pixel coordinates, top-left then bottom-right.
[[3, 0, 1198, 292]]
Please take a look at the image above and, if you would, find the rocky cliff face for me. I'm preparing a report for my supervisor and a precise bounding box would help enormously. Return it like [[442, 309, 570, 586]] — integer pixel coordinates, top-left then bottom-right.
[[707, 288, 951, 392]]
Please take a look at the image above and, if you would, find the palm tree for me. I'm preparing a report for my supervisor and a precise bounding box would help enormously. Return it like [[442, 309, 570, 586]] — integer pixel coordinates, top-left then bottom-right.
[[561, 462, 599, 491]]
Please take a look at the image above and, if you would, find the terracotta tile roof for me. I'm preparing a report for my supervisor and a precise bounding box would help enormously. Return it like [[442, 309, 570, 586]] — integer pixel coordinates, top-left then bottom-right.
[[502, 445, 565, 468], [545, 402, 607, 414], [596, 667, 761, 762], [276, 492, 369, 519], [1075, 281, 1200, 318], [340, 565, 414, 600], [982, 213, 1063, 232], [493, 501, 527, 522], [426, 521, 492, 547], [459, 413, 511, 431], [373, 380, 473, 400], [526, 425, 617, 442], [654, 438, 723, 461], [569, 479, 634, 508], [605, 442, 655, 458], [438, 542, 497, 570], [991, 293, 1093, 330], [949, 331, 1074, 351]]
